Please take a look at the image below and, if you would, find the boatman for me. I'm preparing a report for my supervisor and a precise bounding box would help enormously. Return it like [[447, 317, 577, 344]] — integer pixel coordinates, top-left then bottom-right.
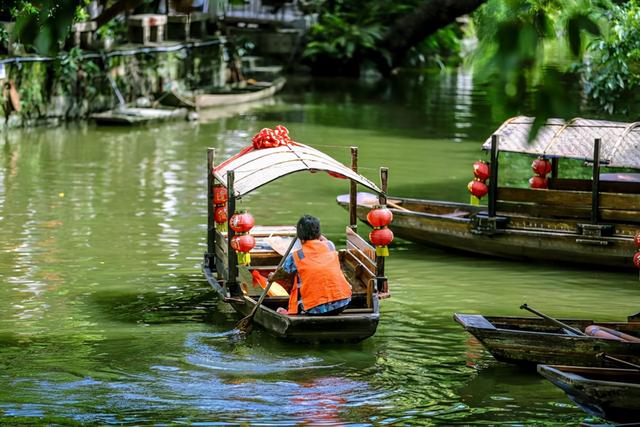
[[269, 215, 352, 315]]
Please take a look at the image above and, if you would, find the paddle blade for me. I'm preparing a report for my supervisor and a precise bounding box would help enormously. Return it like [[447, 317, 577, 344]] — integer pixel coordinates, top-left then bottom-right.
[[235, 315, 254, 335]]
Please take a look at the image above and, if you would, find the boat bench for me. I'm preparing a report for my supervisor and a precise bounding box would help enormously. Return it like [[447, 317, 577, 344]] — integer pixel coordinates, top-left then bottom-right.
[[496, 187, 640, 223]]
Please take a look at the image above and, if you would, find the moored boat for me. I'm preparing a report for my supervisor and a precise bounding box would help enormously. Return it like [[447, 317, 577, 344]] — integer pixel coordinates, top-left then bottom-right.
[[538, 364, 640, 422], [337, 116, 640, 270], [160, 77, 286, 110], [454, 312, 640, 367], [202, 127, 392, 342]]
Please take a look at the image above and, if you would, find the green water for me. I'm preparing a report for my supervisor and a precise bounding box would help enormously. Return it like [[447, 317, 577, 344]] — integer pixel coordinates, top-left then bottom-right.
[[1, 72, 638, 426]]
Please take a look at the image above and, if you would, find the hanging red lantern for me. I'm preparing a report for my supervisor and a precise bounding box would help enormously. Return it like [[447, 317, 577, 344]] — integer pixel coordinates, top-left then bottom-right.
[[529, 175, 549, 189], [467, 180, 489, 198], [634, 232, 640, 248], [531, 158, 552, 177], [369, 228, 394, 257], [634, 252, 640, 269], [231, 234, 256, 266], [367, 206, 393, 228], [229, 211, 255, 233], [214, 206, 227, 224], [213, 185, 228, 205], [473, 161, 490, 182]]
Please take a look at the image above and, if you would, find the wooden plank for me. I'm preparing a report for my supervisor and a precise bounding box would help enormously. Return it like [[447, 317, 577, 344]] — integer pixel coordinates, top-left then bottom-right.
[[344, 246, 376, 276], [497, 201, 591, 219], [454, 314, 497, 330], [497, 187, 592, 206], [550, 178, 640, 194], [346, 227, 376, 261], [600, 193, 640, 211]]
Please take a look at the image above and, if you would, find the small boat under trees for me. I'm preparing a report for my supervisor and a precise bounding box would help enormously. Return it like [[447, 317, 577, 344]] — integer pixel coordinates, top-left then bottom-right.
[[202, 127, 392, 342], [454, 310, 640, 367], [91, 106, 189, 125], [337, 117, 640, 270], [538, 364, 640, 423]]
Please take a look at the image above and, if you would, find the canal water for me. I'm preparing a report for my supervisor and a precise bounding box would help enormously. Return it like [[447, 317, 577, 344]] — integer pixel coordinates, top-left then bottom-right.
[[0, 72, 638, 425]]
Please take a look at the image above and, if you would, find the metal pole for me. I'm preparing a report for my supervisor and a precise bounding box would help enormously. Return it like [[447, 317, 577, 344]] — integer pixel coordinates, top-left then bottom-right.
[[207, 148, 216, 266], [349, 146, 358, 229], [227, 170, 239, 296], [376, 167, 388, 288], [488, 134, 499, 217], [591, 138, 601, 225]]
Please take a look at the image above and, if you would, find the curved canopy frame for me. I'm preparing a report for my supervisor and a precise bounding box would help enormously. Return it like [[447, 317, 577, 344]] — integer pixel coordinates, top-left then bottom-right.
[[482, 116, 640, 169], [214, 143, 382, 197]]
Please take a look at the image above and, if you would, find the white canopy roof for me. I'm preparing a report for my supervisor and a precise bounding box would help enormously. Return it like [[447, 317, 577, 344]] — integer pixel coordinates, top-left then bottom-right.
[[482, 116, 640, 169], [214, 143, 382, 197]]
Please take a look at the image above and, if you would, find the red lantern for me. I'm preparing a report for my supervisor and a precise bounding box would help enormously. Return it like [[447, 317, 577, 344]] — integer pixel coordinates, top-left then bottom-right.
[[529, 175, 548, 189], [369, 227, 394, 257], [634, 252, 640, 269], [229, 211, 255, 233], [213, 185, 228, 205], [634, 232, 640, 248], [214, 206, 227, 224], [473, 161, 490, 182], [532, 158, 552, 177], [231, 234, 256, 266], [367, 206, 393, 228], [467, 180, 489, 198]]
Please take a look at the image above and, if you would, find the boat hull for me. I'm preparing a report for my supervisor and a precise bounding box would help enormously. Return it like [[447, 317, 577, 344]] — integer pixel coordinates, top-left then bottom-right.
[[455, 314, 640, 367], [337, 193, 637, 269], [538, 365, 640, 422], [203, 265, 379, 342]]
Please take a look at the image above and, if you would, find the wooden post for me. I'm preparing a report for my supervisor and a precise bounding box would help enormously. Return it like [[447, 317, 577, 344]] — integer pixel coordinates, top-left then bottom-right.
[[591, 138, 601, 225], [349, 146, 358, 229], [227, 170, 240, 296], [206, 148, 215, 268], [488, 134, 499, 217], [376, 167, 388, 293], [551, 157, 559, 180]]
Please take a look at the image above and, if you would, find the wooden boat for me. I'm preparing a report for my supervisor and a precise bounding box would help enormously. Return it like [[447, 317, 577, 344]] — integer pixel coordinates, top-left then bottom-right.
[[538, 364, 640, 422], [91, 106, 189, 125], [160, 77, 286, 110], [337, 117, 640, 269], [202, 133, 391, 342], [454, 312, 640, 366]]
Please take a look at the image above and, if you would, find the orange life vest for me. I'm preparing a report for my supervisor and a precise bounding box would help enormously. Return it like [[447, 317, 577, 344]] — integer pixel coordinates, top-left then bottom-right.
[[287, 239, 352, 314]]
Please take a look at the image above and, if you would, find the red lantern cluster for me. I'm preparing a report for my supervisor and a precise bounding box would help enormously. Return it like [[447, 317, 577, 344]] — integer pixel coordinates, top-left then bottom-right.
[[230, 211, 255, 266], [468, 161, 490, 199], [213, 185, 228, 232], [633, 232, 640, 269], [367, 206, 394, 257], [530, 157, 551, 189]]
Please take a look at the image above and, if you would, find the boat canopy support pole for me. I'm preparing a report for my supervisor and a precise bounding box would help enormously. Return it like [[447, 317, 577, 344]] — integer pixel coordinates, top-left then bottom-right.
[[227, 170, 240, 297], [591, 138, 601, 225], [488, 134, 499, 217], [376, 167, 389, 296], [349, 146, 358, 229], [206, 148, 216, 270], [551, 158, 559, 180]]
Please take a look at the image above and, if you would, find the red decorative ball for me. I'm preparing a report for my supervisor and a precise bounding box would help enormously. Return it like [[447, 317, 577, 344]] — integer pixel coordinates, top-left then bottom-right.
[[634, 252, 640, 269], [634, 232, 640, 248], [214, 206, 227, 224], [229, 211, 255, 233], [473, 161, 490, 182], [529, 175, 549, 189], [467, 180, 489, 198], [367, 206, 393, 227], [213, 186, 228, 205], [231, 234, 256, 253], [532, 158, 552, 177], [369, 227, 394, 247]]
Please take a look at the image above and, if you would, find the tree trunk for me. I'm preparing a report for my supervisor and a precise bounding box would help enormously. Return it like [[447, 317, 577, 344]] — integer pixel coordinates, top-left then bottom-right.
[[377, 0, 488, 74]]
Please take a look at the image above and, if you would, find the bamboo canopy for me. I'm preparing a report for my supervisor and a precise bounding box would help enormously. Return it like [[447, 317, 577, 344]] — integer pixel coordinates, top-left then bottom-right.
[[214, 143, 382, 197], [483, 116, 640, 169]]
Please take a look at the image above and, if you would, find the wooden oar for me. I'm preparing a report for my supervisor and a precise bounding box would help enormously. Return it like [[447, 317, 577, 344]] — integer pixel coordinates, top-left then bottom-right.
[[387, 200, 411, 212], [598, 353, 640, 370], [235, 237, 298, 335], [520, 304, 586, 336]]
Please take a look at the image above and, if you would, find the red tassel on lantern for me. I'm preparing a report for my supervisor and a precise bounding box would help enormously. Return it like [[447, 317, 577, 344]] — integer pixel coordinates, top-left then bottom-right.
[[473, 161, 491, 181], [468, 180, 489, 198]]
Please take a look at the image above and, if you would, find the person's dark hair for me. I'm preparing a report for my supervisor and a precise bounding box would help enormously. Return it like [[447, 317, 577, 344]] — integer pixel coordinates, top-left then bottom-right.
[[297, 215, 321, 241]]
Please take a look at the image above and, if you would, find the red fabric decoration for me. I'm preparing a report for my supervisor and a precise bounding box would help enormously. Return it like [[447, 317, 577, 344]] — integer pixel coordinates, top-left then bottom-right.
[[327, 171, 348, 179], [252, 125, 292, 149]]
